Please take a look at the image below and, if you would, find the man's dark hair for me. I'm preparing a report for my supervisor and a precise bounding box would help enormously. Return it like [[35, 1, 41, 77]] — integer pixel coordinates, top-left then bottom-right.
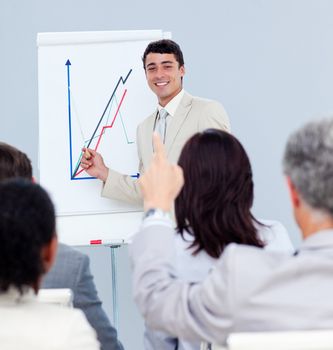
[[142, 39, 185, 69], [0, 179, 56, 293], [176, 129, 264, 259], [0, 142, 32, 180]]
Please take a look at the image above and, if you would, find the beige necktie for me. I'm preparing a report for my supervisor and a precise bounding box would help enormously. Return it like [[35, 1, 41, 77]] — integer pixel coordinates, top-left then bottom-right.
[[158, 108, 168, 143]]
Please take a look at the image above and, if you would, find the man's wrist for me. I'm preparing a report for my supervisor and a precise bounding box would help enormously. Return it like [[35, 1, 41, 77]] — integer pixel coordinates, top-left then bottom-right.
[[99, 167, 109, 182]]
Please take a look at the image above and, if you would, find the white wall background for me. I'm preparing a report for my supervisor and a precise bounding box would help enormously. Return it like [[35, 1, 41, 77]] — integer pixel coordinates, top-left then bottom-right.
[[1, 1, 333, 349]]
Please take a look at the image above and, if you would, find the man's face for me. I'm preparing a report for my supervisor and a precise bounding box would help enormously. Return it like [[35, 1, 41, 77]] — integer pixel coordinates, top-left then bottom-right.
[[145, 53, 185, 107]]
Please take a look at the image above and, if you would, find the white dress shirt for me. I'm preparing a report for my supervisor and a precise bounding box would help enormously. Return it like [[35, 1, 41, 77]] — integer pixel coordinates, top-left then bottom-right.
[[156, 89, 185, 133]]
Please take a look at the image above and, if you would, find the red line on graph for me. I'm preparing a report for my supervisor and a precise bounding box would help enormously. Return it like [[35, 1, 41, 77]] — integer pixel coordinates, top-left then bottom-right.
[[74, 89, 128, 178], [75, 166, 85, 177], [94, 89, 127, 151]]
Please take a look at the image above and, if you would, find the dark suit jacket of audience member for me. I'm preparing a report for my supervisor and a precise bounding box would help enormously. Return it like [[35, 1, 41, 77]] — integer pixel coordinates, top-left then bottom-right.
[[42, 243, 123, 350]]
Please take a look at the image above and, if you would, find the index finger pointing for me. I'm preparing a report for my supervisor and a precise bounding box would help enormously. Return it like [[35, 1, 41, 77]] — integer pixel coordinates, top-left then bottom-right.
[[152, 132, 166, 159]]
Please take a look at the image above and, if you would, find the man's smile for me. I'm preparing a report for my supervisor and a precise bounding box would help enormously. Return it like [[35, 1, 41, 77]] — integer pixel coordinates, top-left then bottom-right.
[[155, 81, 169, 86]]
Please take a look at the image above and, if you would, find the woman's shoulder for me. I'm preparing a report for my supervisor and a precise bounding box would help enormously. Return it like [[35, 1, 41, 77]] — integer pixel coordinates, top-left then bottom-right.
[[255, 219, 295, 254], [173, 231, 217, 282]]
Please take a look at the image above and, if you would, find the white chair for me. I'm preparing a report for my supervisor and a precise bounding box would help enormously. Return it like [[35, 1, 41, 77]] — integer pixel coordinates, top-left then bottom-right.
[[201, 342, 227, 350], [37, 288, 73, 307], [225, 330, 333, 350]]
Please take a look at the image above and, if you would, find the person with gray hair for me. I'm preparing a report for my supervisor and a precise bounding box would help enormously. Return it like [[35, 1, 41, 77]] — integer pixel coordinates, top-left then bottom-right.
[[130, 119, 333, 346], [283, 118, 333, 217]]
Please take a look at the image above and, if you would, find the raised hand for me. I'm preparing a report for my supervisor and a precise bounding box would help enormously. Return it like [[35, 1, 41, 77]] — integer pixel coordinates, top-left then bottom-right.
[[139, 133, 184, 212]]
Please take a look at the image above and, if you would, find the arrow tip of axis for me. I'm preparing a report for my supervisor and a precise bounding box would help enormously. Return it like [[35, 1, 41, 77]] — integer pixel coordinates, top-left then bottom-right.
[[65, 59, 71, 66]]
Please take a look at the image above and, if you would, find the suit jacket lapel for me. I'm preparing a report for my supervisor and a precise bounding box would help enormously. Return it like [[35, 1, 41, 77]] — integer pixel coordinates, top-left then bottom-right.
[[145, 109, 158, 164], [164, 92, 193, 155]]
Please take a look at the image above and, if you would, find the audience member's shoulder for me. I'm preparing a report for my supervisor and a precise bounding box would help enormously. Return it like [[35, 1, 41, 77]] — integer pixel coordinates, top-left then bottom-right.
[[213, 243, 293, 305], [219, 242, 289, 270], [33, 300, 92, 329], [256, 219, 295, 254], [58, 243, 86, 258], [33, 302, 99, 348]]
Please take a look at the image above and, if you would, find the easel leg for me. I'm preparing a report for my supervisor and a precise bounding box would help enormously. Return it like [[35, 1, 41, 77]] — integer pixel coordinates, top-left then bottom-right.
[[110, 245, 120, 330]]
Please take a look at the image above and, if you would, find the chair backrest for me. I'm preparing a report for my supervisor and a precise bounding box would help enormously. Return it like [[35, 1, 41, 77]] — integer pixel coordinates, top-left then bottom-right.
[[225, 330, 333, 350], [37, 288, 73, 307], [200, 342, 227, 350]]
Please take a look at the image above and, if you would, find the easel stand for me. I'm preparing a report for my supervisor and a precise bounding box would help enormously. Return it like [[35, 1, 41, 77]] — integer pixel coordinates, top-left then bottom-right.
[[109, 244, 121, 329], [56, 212, 142, 331]]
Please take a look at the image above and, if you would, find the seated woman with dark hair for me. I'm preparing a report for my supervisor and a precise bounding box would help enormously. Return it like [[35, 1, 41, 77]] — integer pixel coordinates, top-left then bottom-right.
[[145, 129, 294, 350], [0, 179, 99, 350]]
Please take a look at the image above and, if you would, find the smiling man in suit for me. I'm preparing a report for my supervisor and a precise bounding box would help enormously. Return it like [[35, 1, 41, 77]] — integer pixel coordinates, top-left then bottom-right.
[[81, 39, 230, 205]]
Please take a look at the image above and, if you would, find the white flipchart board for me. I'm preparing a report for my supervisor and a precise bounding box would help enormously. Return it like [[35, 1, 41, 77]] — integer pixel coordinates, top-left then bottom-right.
[[37, 30, 170, 245]]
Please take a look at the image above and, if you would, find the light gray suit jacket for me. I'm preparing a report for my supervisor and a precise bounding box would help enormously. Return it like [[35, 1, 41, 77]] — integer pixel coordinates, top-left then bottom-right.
[[145, 220, 294, 350], [42, 243, 123, 350], [131, 219, 333, 346], [102, 92, 230, 204]]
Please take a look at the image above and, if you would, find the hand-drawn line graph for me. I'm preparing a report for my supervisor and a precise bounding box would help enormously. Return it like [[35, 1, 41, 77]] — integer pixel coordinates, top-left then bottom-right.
[[65, 59, 137, 181]]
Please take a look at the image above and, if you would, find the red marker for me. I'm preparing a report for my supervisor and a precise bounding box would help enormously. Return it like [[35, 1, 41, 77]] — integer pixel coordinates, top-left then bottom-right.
[[89, 239, 124, 245], [90, 239, 102, 245]]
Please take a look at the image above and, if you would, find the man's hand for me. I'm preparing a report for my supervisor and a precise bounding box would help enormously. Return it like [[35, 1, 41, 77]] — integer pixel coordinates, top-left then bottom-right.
[[139, 133, 184, 212], [80, 148, 109, 182]]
